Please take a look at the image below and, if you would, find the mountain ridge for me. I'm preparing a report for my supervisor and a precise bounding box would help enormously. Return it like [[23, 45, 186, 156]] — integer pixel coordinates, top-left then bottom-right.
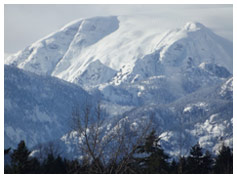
[[5, 16, 232, 91]]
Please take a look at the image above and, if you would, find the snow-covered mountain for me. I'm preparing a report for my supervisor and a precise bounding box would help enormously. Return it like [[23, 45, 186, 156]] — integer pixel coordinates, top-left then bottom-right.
[[4, 65, 92, 149], [5, 16, 232, 86], [5, 16, 232, 104], [59, 76, 232, 159], [5, 15, 232, 158]]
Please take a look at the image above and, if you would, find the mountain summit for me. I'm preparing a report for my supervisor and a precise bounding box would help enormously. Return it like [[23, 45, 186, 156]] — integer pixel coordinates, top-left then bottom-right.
[[5, 16, 232, 89], [184, 21, 206, 31]]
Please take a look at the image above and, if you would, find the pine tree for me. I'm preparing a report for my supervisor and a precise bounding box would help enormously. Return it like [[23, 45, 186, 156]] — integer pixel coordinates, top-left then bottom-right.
[[64, 159, 81, 174], [27, 157, 41, 173], [214, 145, 233, 174], [202, 150, 214, 173], [169, 159, 178, 173], [10, 140, 31, 173], [186, 143, 204, 173], [4, 148, 12, 173], [4, 148, 11, 155], [177, 156, 187, 174], [134, 130, 169, 173], [42, 153, 67, 173]]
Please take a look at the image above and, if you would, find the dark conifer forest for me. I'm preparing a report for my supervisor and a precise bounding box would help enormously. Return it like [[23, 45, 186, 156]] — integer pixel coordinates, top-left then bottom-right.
[[4, 135, 233, 174]]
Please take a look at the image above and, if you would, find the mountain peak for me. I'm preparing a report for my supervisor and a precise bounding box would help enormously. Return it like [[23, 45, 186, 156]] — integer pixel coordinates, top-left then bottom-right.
[[184, 21, 206, 31], [5, 17, 232, 84]]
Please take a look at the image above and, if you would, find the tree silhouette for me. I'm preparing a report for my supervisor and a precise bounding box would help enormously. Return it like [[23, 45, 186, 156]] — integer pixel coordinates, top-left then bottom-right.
[[186, 143, 204, 173], [134, 129, 169, 173], [214, 145, 233, 174], [42, 153, 67, 174], [10, 140, 31, 173], [202, 150, 214, 173]]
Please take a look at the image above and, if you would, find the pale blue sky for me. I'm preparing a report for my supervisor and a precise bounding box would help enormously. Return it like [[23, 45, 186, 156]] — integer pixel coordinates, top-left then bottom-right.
[[4, 4, 233, 54]]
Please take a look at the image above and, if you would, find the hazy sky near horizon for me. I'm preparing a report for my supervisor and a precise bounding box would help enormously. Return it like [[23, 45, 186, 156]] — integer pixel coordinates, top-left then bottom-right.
[[4, 4, 233, 54]]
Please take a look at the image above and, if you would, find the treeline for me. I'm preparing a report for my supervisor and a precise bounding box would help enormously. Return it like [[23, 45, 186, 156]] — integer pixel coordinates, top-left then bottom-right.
[[4, 131, 233, 174]]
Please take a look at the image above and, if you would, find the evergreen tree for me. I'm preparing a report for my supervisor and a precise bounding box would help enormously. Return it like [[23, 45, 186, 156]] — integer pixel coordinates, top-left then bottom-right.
[[134, 130, 169, 173], [55, 156, 67, 173], [186, 143, 204, 173], [4, 148, 12, 173], [4, 148, 11, 155], [202, 150, 214, 173], [214, 145, 233, 174], [10, 140, 32, 173], [177, 156, 188, 174], [169, 159, 178, 173], [42, 153, 67, 174], [27, 157, 41, 173], [64, 159, 81, 174]]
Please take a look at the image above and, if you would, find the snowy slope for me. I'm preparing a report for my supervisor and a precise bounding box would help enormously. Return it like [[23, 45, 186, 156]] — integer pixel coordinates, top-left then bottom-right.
[[4, 16, 233, 111], [5, 16, 232, 89], [5, 16, 120, 82], [4, 65, 92, 149], [59, 77, 232, 159], [5, 20, 83, 75], [4, 15, 233, 158]]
